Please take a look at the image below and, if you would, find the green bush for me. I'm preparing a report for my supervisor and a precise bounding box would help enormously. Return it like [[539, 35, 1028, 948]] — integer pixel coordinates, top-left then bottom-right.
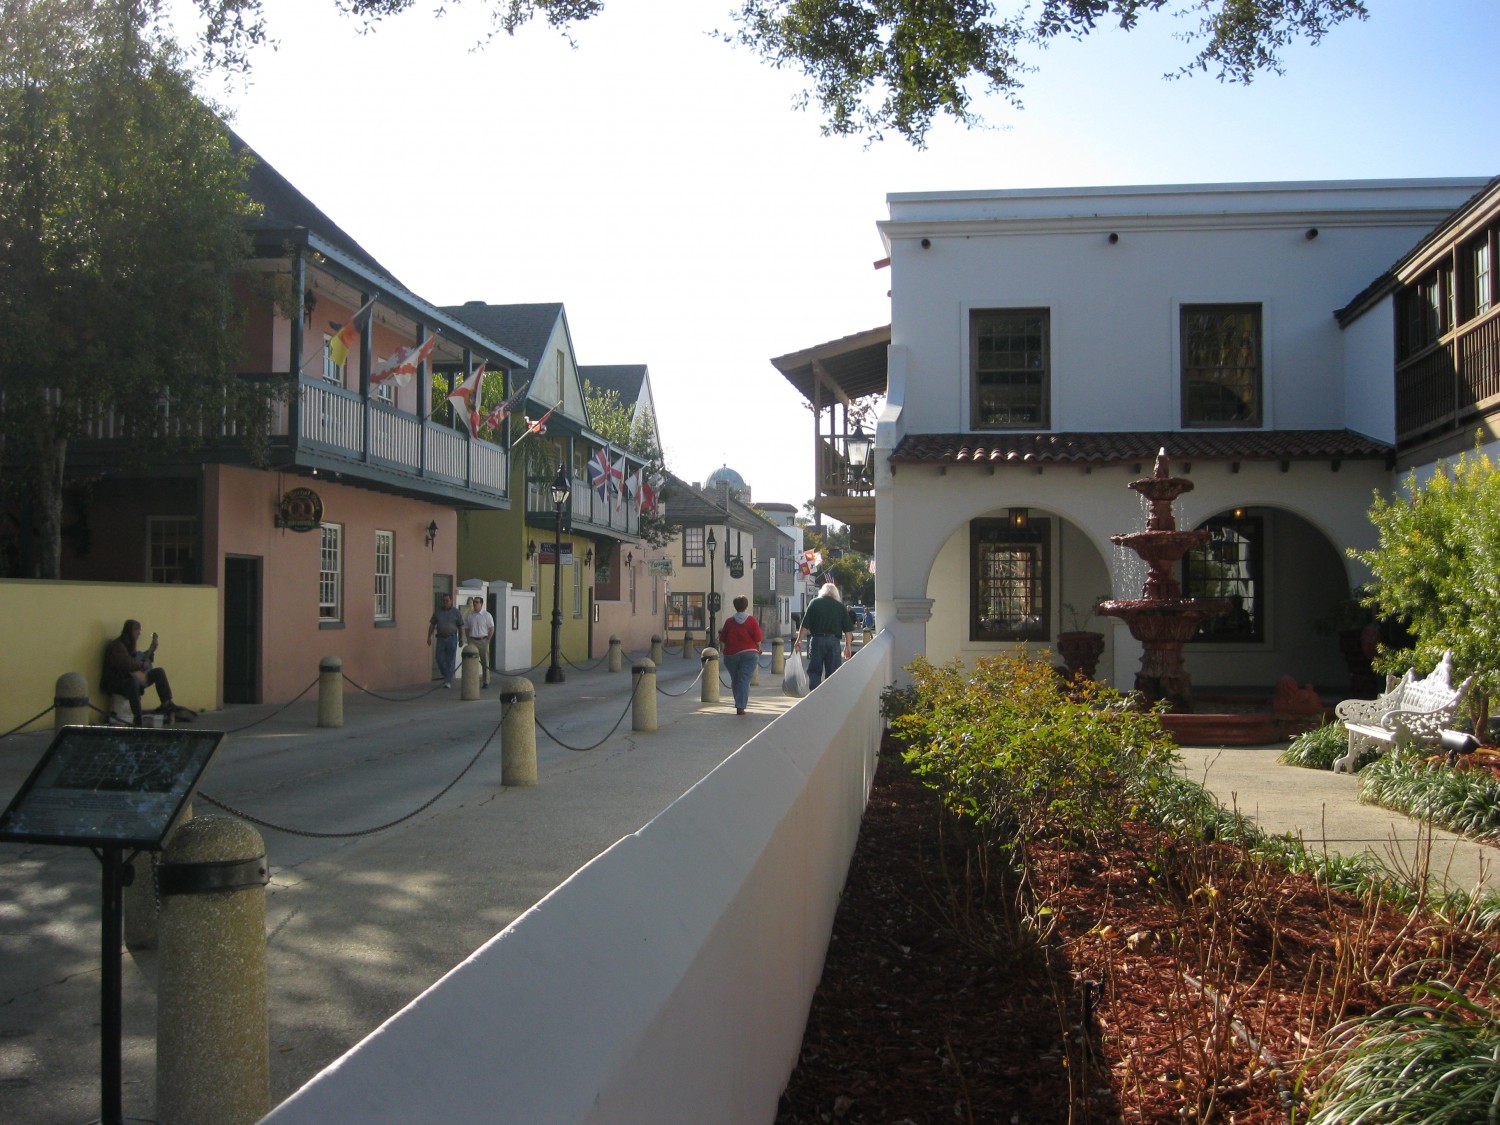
[[891, 653, 1175, 843], [1280, 720, 1367, 771]]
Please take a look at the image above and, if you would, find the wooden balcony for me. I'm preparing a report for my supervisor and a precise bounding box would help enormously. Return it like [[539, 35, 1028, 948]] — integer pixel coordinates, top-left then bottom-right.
[[1397, 307, 1500, 444], [525, 475, 640, 540]]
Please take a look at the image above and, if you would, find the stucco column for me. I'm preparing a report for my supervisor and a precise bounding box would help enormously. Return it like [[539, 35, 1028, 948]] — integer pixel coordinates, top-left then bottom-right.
[[890, 598, 935, 685]]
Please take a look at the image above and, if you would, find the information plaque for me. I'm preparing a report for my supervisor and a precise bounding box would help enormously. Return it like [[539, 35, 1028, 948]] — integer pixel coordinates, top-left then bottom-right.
[[0, 725, 224, 850]]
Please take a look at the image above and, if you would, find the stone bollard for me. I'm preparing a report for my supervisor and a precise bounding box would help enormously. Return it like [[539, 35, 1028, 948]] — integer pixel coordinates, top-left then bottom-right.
[[632, 659, 658, 732], [863, 629, 873, 647], [608, 635, 623, 673], [157, 815, 270, 1125], [650, 635, 664, 665], [317, 656, 343, 728], [751, 656, 761, 687], [54, 671, 90, 729], [498, 677, 537, 786], [771, 637, 785, 675], [460, 644, 481, 700], [682, 631, 694, 659], [700, 647, 721, 704]]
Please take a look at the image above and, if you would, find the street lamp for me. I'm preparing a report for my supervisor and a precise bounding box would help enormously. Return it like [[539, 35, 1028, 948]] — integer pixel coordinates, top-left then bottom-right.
[[705, 528, 718, 644], [845, 423, 874, 486], [546, 466, 571, 684]]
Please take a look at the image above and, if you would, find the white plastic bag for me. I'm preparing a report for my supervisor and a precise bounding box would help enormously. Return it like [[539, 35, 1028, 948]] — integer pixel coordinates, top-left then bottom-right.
[[782, 648, 810, 697]]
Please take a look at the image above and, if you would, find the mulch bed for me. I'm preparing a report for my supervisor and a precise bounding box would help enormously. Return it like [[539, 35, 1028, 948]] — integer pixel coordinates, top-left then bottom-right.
[[777, 742, 1500, 1124]]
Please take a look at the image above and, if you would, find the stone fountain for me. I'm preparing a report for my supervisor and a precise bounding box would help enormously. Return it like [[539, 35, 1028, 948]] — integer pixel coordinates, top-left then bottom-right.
[[1095, 450, 1229, 712]]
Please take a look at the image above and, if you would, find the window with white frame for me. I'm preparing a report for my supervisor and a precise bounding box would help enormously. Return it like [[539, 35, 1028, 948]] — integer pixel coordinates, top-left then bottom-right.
[[683, 526, 705, 566], [374, 530, 394, 621], [147, 517, 196, 584], [629, 559, 637, 613], [573, 559, 583, 617], [1181, 304, 1262, 427], [971, 308, 1050, 429], [530, 555, 541, 618], [319, 523, 343, 620]]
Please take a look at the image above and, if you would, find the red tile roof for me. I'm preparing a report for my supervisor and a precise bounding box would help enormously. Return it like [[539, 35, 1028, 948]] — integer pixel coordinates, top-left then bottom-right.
[[890, 430, 1392, 467]]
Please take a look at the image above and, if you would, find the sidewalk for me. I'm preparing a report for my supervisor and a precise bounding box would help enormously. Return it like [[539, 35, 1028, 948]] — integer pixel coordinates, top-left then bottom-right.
[[1174, 742, 1497, 893], [0, 649, 797, 1124]]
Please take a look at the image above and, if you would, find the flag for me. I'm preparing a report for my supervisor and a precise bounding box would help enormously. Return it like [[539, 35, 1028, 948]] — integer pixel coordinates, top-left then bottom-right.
[[588, 445, 622, 501], [371, 334, 438, 387], [511, 403, 557, 448], [327, 294, 377, 369], [637, 473, 659, 515], [482, 375, 532, 432], [612, 452, 629, 511], [447, 365, 485, 438]]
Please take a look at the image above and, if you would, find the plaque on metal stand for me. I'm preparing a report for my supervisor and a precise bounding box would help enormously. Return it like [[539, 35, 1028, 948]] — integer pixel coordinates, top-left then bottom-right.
[[0, 725, 225, 1125]]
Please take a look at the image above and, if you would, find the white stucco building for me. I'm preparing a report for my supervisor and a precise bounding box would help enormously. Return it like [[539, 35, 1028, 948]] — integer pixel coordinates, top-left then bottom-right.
[[869, 178, 1491, 693]]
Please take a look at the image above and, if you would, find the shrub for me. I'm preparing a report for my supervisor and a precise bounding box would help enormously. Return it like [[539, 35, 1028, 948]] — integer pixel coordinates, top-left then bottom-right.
[[1280, 720, 1368, 771], [891, 653, 1175, 843], [1358, 750, 1500, 841]]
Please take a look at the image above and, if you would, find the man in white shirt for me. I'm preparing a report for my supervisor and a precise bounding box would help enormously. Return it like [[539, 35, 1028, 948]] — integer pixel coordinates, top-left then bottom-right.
[[463, 596, 496, 688]]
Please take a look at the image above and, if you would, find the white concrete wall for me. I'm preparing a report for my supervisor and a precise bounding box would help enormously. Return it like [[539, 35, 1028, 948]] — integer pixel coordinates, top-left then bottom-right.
[[260, 634, 892, 1125], [1341, 295, 1398, 442]]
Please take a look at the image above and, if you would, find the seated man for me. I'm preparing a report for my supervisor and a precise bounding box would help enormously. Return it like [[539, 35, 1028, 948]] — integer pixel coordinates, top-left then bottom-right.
[[101, 619, 176, 725]]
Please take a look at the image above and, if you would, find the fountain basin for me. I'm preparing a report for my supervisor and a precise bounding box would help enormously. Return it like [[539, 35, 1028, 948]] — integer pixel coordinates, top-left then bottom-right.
[[1159, 711, 1318, 746]]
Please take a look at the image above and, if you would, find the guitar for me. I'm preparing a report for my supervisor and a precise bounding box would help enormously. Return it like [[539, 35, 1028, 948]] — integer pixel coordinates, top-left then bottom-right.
[[132, 632, 159, 686]]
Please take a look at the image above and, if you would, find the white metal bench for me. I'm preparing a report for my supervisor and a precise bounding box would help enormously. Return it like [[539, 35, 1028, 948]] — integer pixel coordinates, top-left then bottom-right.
[[1334, 651, 1473, 773]]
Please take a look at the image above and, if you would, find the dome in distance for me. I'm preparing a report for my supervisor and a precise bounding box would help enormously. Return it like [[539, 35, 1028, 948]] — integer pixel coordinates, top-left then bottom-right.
[[705, 464, 747, 490]]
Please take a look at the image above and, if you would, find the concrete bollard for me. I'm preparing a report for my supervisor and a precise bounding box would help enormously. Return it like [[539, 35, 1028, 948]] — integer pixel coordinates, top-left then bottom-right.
[[317, 656, 343, 728], [157, 815, 270, 1125], [771, 637, 785, 675], [460, 644, 481, 700], [54, 671, 90, 729], [682, 631, 694, 659], [650, 634, 664, 665], [751, 658, 760, 686], [632, 659, 658, 732], [608, 635, 623, 673], [498, 677, 537, 786], [863, 629, 873, 647], [700, 648, 721, 704]]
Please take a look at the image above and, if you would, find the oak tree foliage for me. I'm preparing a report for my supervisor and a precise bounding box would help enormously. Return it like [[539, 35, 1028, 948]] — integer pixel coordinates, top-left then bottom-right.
[[183, 0, 1367, 144]]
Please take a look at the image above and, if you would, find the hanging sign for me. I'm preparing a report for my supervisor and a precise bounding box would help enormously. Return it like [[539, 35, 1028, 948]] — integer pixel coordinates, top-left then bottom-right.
[[647, 559, 675, 576], [728, 557, 745, 580], [278, 487, 324, 532]]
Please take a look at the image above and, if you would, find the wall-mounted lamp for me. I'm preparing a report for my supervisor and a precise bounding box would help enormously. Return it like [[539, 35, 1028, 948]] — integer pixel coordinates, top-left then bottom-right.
[[1232, 507, 1246, 520], [583, 548, 594, 567], [425, 520, 439, 548], [526, 539, 537, 560], [1009, 506, 1030, 529], [302, 288, 318, 324], [625, 552, 634, 566], [845, 424, 874, 472]]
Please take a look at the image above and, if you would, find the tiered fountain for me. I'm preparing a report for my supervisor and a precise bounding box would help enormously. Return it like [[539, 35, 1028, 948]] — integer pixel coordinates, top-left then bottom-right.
[[1095, 450, 1229, 712]]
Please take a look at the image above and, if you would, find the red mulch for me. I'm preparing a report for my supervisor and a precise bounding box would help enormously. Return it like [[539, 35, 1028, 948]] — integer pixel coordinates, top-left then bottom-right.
[[777, 741, 1500, 1124]]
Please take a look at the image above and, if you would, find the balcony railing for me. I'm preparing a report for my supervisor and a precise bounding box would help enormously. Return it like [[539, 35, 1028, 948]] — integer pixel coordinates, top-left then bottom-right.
[[1397, 307, 1500, 443], [526, 474, 640, 538]]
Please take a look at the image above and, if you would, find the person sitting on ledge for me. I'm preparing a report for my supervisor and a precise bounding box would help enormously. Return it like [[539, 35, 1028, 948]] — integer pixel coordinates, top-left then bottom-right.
[[101, 619, 177, 726]]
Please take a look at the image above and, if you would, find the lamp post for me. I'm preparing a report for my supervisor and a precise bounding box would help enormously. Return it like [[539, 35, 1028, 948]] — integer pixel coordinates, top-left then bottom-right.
[[546, 466, 571, 684], [705, 528, 718, 645]]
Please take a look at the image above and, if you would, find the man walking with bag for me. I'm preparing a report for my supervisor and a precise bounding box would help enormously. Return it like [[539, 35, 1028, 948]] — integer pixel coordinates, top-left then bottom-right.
[[794, 582, 856, 690]]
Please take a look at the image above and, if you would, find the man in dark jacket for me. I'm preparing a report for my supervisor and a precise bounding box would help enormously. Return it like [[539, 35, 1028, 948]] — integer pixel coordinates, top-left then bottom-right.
[[794, 583, 856, 689], [101, 619, 175, 725]]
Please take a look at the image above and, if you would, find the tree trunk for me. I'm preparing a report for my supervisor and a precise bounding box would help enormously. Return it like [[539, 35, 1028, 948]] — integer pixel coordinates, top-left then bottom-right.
[[35, 431, 66, 580]]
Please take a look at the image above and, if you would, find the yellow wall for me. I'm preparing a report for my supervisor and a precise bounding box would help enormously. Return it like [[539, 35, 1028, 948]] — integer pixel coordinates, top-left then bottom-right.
[[0, 579, 220, 734]]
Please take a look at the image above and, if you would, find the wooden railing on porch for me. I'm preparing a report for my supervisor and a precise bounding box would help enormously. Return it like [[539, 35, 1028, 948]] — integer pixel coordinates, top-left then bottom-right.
[[1397, 307, 1500, 443]]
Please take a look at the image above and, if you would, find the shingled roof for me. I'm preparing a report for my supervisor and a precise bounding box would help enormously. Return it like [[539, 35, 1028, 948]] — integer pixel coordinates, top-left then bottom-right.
[[442, 302, 566, 370], [890, 429, 1393, 468]]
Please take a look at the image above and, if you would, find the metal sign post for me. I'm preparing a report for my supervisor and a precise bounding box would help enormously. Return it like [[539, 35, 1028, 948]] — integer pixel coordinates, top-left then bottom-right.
[[0, 725, 225, 1125]]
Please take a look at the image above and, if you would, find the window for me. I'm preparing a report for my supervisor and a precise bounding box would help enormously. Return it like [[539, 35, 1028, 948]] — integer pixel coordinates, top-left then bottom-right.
[[970, 518, 1049, 642], [147, 517, 196, 583], [1468, 236, 1493, 321], [321, 335, 344, 385], [971, 309, 1050, 429], [573, 559, 583, 617], [374, 531, 394, 621], [629, 559, 637, 614], [769, 555, 777, 592], [683, 526, 705, 567], [530, 555, 541, 618], [667, 592, 706, 632], [1398, 268, 1452, 360], [1182, 514, 1263, 643], [1181, 305, 1262, 426], [319, 523, 343, 621]]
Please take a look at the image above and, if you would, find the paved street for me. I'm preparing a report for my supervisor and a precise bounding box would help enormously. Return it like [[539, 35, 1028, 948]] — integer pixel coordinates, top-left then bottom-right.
[[0, 651, 795, 1124]]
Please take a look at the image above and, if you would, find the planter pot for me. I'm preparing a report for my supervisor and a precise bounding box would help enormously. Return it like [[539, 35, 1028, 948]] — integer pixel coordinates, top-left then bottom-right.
[[1056, 631, 1106, 681]]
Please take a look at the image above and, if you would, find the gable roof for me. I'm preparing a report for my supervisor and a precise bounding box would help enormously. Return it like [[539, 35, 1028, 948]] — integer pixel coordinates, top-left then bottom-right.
[[579, 364, 647, 401], [232, 129, 402, 285], [443, 302, 566, 371]]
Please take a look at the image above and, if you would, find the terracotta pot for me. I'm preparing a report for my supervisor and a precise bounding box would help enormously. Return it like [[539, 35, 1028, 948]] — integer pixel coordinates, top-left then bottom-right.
[[1056, 631, 1106, 681]]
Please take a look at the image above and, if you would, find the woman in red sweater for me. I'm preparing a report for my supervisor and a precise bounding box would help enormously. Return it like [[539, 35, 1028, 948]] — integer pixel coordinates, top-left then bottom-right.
[[718, 595, 764, 715]]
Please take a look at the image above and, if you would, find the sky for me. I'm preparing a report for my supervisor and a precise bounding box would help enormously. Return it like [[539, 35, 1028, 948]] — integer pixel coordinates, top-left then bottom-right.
[[171, 0, 1500, 511]]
